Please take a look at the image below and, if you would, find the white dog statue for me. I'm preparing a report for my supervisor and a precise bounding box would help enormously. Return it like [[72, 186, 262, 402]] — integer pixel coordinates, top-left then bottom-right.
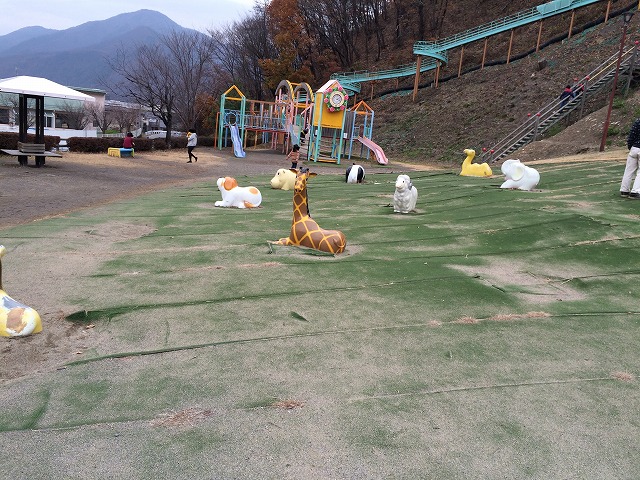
[[215, 177, 262, 208], [500, 159, 540, 191], [393, 174, 418, 213], [270, 168, 297, 190]]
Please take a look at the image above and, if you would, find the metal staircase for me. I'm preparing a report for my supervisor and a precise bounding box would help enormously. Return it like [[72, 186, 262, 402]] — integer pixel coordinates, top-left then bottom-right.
[[481, 44, 640, 163]]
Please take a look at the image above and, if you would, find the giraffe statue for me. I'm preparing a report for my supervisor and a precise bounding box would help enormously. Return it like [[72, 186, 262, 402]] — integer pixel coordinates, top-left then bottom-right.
[[271, 168, 347, 254]]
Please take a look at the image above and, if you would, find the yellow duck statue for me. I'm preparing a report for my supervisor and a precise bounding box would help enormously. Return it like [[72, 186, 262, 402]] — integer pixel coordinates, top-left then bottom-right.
[[0, 246, 42, 337], [460, 148, 492, 177]]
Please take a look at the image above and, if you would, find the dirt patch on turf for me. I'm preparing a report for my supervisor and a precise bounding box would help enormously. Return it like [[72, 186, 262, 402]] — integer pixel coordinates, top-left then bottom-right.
[[0, 220, 158, 382], [449, 258, 591, 304]]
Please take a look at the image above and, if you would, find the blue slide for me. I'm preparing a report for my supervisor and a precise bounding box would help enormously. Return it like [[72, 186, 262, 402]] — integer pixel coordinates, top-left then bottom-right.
[[229, 124, 246, 158]]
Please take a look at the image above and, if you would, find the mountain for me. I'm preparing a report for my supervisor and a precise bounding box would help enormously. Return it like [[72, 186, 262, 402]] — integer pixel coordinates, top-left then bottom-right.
[[0, 10, 192, 94], [0, 26, 58, 54]]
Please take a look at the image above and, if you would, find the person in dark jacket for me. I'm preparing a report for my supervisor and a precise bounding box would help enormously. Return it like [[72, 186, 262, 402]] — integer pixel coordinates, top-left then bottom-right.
[[559, 85, 575, 107], [621, 118, 640, 197]]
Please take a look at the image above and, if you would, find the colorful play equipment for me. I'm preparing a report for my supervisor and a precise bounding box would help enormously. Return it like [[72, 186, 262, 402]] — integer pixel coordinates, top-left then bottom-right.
[[270, 168, 347, 254], [393, 174, 418, 213], [214, 177, 262, 208], [270, 168, 297, 190], [460, 148, 492, 177], [217, 79, 387, 165], [500, 159, 540, 191], [0, 245, 42, 337], [107, 147, 134, 158]]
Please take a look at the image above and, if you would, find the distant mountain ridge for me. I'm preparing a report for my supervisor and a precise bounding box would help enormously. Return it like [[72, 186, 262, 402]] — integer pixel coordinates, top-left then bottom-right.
[[0, 10, 192, 94]]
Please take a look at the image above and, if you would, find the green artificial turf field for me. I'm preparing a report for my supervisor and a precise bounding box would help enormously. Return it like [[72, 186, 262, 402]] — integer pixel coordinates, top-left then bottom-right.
[[0, 160, 638, 479]]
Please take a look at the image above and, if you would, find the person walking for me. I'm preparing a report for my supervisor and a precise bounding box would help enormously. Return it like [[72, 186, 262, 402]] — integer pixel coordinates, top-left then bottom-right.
[[559, 85, 575, 108], [287, 144, 300, 169], [620, 118, 640, 197], [187, 128, 198, 163]]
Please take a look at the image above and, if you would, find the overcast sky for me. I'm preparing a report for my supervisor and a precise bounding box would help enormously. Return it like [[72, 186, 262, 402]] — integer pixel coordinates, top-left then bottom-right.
[[0, 0, 256, 36]]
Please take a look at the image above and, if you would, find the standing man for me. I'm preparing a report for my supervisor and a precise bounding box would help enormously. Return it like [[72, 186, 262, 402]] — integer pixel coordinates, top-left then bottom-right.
[[621, 118, 640, 197]]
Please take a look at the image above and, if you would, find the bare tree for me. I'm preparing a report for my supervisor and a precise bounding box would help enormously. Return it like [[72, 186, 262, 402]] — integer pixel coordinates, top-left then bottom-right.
[[87, 103, 114, 133], [57, 100, 91, 130], [5, 94, 35, 129], [209, 3, 276, 100], [109, 30, 217, 143], [110, 104, 141, 133], [109, 43, 177, 143], [163, 30, 218, 130]]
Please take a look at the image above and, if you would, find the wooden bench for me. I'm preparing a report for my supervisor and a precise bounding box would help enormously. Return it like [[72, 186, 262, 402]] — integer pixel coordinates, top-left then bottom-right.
[[0, 142, 61, 167], [108, 147, 135, 158]]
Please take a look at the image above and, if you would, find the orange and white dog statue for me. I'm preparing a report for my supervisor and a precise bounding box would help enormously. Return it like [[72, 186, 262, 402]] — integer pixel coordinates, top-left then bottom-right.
[[215, 177, 262, 208]]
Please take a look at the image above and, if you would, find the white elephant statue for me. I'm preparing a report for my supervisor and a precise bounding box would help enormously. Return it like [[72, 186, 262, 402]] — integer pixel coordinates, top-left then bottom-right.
[[500, 159, 540, 191]]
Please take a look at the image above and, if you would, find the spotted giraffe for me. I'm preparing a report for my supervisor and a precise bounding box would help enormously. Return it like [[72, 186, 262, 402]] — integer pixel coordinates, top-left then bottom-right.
[[272, 168, 346, 254]]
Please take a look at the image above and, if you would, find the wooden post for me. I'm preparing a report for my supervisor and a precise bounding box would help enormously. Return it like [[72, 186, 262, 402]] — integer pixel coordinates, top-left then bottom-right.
[[370, 82, 374, 101], [435, 61, 441, 88], [481, 38, 488, 70], [536, 20, 543, 52], [568, 10, 575, 38], [412, 56, 422, 102], [605, 0, 611, 23], [458, 46, 464, 77], [214, 111, 219, 146], [507, 29, 514, 64]]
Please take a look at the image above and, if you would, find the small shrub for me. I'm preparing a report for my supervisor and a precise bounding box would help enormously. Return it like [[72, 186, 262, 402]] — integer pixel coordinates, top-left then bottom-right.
[[0, 132, 60, 150], [612, 97, 625, 109], [544, 124, 563, 137]]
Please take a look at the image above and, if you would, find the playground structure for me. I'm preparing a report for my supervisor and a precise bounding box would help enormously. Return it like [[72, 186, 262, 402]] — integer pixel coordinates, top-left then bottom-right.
[[330, 0, 625, 99], [217, 80, 387, 165]]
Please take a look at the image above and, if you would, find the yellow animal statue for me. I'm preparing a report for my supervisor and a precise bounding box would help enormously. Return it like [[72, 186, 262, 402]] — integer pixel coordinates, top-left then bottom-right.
[[0, 246, 42, 337], [460, 148, 492, 177]]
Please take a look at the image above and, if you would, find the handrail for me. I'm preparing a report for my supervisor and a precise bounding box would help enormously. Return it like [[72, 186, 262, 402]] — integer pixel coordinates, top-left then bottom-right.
[[481, 44, 639, 163], [332, 0, 602, 91]]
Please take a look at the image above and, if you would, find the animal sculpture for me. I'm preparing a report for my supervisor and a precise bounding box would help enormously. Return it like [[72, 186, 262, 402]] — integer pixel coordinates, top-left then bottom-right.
[[270, 168, 297, 190], [393, 174, 418, 213], [460, 148, 492, 177], [271, 168, 346, 254], [215, 177, 262, 208], [500, 159, 540, 191], [346, 164, 365, 184], [0, 245, 42, 337]]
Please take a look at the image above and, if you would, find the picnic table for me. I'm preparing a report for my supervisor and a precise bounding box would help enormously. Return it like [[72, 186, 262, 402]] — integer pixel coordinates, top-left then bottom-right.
[[1, 142, 62, 167]]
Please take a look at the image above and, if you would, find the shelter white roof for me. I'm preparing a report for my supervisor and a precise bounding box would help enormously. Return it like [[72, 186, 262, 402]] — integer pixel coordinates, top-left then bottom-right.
[[0, 76, 95, 101]]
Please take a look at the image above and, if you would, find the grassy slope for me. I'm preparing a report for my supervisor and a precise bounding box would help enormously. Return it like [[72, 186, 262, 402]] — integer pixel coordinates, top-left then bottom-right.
[[0, 161, 638, 478]]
